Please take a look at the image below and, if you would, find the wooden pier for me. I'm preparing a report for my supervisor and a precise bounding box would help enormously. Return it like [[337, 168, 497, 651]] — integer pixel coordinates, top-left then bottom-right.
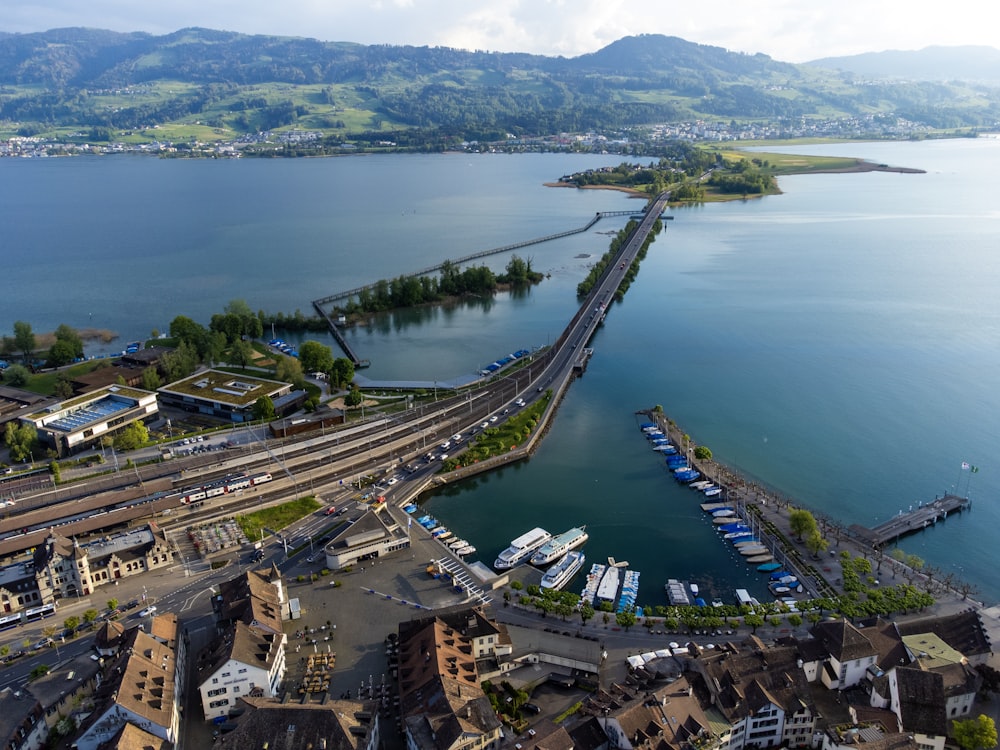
[[850, 494, 971, 547]]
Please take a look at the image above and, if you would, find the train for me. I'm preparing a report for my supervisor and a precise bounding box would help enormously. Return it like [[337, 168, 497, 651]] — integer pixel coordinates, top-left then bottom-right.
[[175, 472, 273, 505]]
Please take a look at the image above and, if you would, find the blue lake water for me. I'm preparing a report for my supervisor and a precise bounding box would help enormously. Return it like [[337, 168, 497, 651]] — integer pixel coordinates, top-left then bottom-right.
[[2, 140, 998, 605]]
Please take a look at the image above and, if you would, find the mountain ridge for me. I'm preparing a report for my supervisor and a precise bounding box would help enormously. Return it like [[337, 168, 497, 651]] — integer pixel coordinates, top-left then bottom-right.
[[1, 28, 998, 142]]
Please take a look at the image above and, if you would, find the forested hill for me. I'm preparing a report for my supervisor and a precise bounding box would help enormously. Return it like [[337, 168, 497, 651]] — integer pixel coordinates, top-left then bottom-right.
[[1, 28, 998, 142]]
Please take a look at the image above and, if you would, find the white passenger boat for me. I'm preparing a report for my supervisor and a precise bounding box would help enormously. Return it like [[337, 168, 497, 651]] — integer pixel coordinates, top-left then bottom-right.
[[494, 527, 552, 569], [530, 526, 588, 566], [449, 538, 467, 549], [541, 551, 586, 590]]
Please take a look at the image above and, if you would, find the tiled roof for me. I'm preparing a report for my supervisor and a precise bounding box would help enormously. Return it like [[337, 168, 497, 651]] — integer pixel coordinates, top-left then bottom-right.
[[213, 695, 377, 750], [894, 666, 947, 736], [810, 619, 877, 662]]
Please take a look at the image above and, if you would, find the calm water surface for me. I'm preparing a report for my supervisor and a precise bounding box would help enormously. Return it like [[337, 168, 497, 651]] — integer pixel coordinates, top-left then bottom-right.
[[2, 141, 998, 604]]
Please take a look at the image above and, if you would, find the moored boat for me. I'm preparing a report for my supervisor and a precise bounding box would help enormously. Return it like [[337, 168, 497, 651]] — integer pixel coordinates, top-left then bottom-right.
[[494, 527, 552, 569], [541, 551, 586, 590], [530, 526, 589, 566], [757, 562, 783, 572]]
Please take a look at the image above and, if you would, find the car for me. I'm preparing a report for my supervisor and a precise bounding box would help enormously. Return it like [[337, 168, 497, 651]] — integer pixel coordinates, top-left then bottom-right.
[[439, 454, 449, 461], [528, 729, 537, 738], [31, 638, 53, 651], [124, 599, 141, 610], [489, 415, 498, 423], [480, 422, 489, 429], [452, 433, 463, 442], [523, 703, 541, 715], [306, 554, 316, 563], [440, 441, 451, 451], [536, 386, 544, 392], [515, 398, 525, 407], [325, 506, 338, 515], [387, 477, 398, 486], [138, 606, 157, 617]]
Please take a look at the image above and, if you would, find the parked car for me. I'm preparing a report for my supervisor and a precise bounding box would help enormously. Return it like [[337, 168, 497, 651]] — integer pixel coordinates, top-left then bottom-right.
[[523, 703, 541, 715]]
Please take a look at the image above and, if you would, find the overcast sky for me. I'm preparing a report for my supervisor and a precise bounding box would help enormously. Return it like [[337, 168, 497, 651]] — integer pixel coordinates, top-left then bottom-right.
[[4, 0, 997, 63]]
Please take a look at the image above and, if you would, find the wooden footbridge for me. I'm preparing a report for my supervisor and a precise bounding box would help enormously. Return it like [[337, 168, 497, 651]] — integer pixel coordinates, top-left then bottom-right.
[[312, 207, 659, 367], [850, 493, 972, 547], [312, 209, 646, 309]]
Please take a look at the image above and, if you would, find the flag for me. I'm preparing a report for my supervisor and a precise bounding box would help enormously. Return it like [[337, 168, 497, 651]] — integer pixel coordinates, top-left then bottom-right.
[[971, 465, 979, 473], [961, 462, 970, 470]]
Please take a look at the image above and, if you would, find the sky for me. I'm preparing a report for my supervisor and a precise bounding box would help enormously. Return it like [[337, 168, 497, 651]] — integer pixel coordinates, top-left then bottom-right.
[[3, 0, 997, 64]]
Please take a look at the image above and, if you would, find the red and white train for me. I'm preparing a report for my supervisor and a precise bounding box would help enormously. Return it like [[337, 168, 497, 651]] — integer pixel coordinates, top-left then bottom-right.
[[175, 472, 273, 505]]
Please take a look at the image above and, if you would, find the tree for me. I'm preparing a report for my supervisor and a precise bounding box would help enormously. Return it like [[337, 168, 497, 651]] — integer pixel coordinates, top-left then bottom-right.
[[693, 445, 713, 460], [63, 615, 80, 633], [82, 608, 99, 625], [331, 358, 355, 389], [252, 395, 276, 422], [54, 372, 74, 399], [47, 324, 83, 367], [580, 601, 595, 625], [13, 321, 35, 363], [952, 715, 997, 750], [344, 386, 363, 407], [228, 338, 255, 369], [114, 421, 148, 451], [789, 509, 818, 541], [615, 608, 637, 632], [805, 528, 829, 558], [4, 421, 37, 463], [299, 340, 335, 375], [744, 613, 765, 634], [2, 363, 30, 387], [275, 355, 305, 389], [107, 598, 118, 612], [141, 367, 161, 391]]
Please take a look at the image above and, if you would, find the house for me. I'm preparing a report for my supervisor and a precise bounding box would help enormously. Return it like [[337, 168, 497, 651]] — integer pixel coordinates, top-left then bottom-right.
[[69, 614, 185, 750], [685, 636, 817, 750], [895, 610, 993, 666], [25, 651, 102, 732], [212, 695, 379, 750], [212, 564, 286, 634], [809, 619, 880, 689], [196, 620, 287, 722], [0, 687, 47, 750], [397, 607, 504, 750], [593, 676, 714, 750]]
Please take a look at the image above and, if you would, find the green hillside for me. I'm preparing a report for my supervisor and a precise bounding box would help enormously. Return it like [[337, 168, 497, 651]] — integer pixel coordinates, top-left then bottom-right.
[[1, 29, 997, 145]]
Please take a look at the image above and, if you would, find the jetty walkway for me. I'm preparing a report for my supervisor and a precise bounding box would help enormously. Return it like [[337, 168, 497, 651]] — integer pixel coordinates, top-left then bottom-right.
[[310, 208, 652, 367], [849, 494, 971, 546]]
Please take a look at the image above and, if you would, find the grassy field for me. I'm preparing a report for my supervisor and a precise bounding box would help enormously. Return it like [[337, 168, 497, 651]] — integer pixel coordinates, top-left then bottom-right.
[[235, 496, 323, 541]]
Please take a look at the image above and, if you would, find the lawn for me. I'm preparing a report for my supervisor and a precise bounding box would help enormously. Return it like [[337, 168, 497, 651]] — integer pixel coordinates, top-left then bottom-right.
[[236, 496, 323, 541]]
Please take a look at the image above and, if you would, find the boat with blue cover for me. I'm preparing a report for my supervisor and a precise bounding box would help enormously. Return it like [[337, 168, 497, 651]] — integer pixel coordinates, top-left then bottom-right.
[[757, 562, 783, 572]]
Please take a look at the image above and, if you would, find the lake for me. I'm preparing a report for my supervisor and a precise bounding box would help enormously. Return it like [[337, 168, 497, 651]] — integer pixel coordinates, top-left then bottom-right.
[[3, 139, 998, 605]]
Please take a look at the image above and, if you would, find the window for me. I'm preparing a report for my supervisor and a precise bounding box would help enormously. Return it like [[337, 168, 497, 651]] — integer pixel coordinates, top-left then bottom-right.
[[238, 668, 247, 674], [207, 687, 227, 697], [212, 678, 218, 684]]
